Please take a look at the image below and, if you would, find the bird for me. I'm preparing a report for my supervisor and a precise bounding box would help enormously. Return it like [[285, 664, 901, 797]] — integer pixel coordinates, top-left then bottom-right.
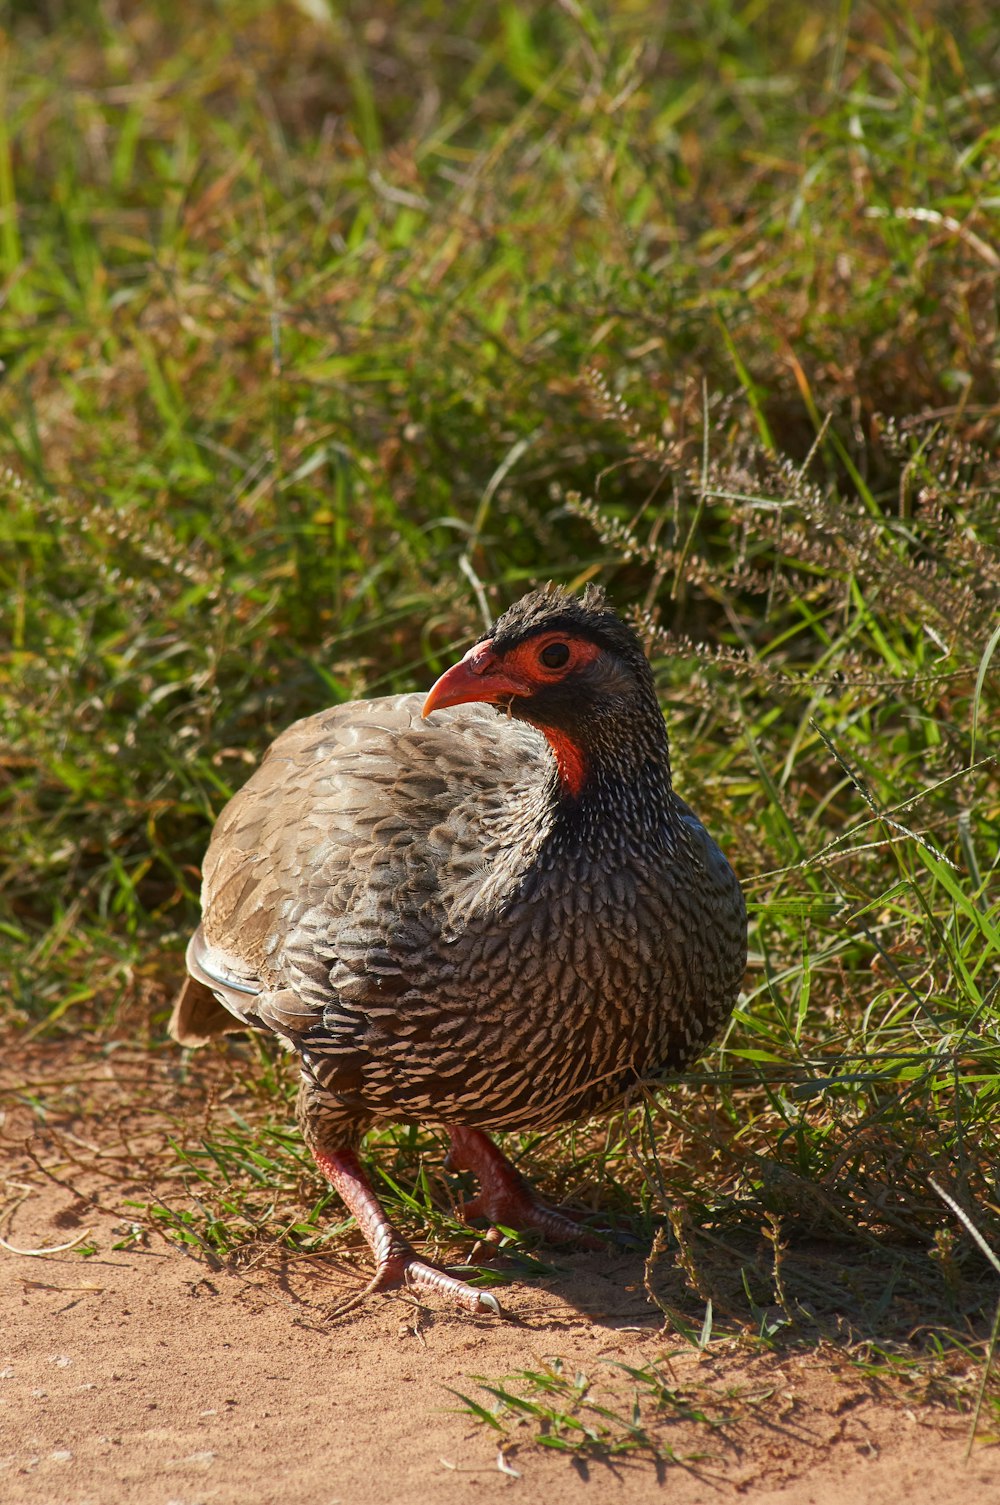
[[170, 583, 746, 1314]]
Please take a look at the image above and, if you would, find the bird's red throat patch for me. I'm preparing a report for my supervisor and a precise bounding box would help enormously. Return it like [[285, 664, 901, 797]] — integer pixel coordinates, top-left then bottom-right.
[[542, 727, 587, 799]]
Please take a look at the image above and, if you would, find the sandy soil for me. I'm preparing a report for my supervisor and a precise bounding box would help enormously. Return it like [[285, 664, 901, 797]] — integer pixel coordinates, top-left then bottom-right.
[[2, 1045, 997, 1505]]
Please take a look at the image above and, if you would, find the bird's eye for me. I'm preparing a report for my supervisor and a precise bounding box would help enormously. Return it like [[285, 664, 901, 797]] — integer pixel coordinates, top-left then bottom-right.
[[539, 641, 570, 669]]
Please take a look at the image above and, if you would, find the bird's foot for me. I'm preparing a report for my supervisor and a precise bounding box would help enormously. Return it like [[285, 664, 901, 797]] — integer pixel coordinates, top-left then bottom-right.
[[310, 1141, 502, 1318], [447, 1125, 606, 1251], [460, 1191, 604, 1251]]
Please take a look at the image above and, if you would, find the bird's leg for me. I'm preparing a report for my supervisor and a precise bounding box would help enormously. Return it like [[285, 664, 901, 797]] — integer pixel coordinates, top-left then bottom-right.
[[446, 1125, 605, 1250], [309, 1143, 500, 1316]]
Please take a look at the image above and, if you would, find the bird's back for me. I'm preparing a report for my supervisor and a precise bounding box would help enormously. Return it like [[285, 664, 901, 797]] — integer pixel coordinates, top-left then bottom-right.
[[196, 691, 545, 974]]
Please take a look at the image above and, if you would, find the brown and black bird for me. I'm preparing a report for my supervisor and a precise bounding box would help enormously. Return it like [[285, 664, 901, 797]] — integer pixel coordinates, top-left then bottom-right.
[[171, 585, 747, 1313]]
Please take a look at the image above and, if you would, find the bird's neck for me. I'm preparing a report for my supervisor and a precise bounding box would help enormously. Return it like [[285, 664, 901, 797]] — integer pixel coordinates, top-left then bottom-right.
[[539, 707, 676, 841]]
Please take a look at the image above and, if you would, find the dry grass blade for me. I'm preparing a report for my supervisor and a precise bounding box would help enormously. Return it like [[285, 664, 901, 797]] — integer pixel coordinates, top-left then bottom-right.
[[929, 1178, 1000, 1460]]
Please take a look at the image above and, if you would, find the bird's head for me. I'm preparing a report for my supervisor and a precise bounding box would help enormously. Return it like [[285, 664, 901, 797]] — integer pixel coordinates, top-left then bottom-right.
[[422, 584, 667, 799]]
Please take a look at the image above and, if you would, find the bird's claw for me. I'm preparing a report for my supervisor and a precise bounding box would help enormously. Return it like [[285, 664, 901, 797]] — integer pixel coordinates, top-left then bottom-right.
[[325, 1255, 503, 1320], [398, 1252, 503, 1316]]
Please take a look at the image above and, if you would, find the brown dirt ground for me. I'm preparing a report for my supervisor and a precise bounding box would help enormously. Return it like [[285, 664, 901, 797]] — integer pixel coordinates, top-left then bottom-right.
[[2, 1043, 997, 1505]]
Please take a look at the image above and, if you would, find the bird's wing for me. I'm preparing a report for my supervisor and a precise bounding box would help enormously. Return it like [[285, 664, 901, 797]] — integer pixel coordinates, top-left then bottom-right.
[[192, 693, 547, 1030]]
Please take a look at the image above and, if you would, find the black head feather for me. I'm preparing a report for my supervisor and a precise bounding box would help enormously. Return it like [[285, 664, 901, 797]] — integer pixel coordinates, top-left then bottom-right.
[[482, 583, 652, 682]]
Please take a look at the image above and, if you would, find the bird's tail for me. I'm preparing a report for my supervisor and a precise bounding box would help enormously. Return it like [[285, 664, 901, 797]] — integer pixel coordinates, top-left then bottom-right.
[[168, 975, 245, 1047]]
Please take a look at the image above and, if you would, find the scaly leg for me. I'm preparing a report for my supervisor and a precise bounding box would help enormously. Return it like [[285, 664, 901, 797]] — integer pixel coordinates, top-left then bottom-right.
[[447, 1125, 605, 1250], [311, 1144, 500, 1316]]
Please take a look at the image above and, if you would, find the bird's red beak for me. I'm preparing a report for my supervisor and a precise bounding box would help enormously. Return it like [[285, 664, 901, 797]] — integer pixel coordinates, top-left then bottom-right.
[[422, 639, 533, 717]]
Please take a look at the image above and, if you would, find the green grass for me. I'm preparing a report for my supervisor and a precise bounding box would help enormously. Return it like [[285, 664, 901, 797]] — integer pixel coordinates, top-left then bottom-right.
[[2, 0, 999, 1463], [450, 1353, 739, 1468]]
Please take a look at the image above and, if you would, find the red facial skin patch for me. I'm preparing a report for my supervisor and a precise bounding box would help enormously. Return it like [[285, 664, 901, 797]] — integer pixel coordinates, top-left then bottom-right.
[[496, 634, 599, 799], [423, 630, 601, 799]]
